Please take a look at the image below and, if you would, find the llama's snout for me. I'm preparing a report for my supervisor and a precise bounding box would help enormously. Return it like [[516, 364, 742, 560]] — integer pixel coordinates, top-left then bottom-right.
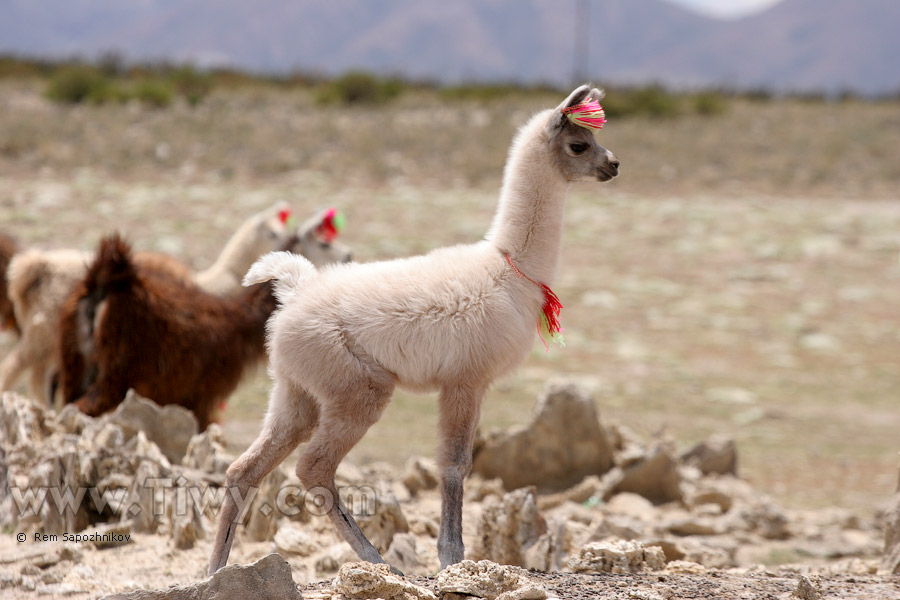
[[598, 152, 620, 181]]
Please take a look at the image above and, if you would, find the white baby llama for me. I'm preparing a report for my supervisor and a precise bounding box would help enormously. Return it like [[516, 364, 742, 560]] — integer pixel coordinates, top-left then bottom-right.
[[208, 85, 619, 575], [0, 203, 351, 404]]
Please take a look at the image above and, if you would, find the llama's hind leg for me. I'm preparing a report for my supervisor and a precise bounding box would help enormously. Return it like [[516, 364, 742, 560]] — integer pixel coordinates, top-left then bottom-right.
[[0, 345, 25, 394], [436, 383, 485, 569], [28, 359, 51, 405], [295, 376, 396, 571], [208, 379, 319, 575]]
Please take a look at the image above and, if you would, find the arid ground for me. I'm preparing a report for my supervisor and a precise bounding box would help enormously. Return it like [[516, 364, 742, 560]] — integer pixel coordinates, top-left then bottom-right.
[[1, 78, 899, 598]]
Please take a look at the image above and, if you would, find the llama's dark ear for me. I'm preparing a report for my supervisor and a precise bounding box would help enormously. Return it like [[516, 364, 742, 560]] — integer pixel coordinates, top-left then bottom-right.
[[546, 84, 592, 139]]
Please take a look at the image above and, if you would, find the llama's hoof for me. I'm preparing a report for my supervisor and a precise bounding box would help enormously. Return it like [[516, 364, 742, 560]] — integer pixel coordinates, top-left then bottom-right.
[[389, 564, 405, 577]]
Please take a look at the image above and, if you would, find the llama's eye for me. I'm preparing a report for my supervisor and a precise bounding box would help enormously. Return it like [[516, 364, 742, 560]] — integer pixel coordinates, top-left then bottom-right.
[[569, 142, 589, 154]]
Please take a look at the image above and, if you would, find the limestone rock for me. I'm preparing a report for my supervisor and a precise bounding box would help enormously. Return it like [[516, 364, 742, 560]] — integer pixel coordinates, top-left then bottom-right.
[[882, 485, 900, 573], [685, 476, 756, 513], [537, 475, 605, 511], [169, 504, 204, 550], [401, 456, 439, 496], [591, 514, 646, 541], [356, 484, 409, 554], [274, 522, 318, 557], [182, 424, 232, 475], [107, 390, 199, 465], [644, 538, 733, 569], [0, 392, 50, 448], [604, 492, 657, 521], [333, 561, 435, 600], [465, 476, 506, 502], [53, 403, 91, 435], [473, 487, 547, 567], [662, 510, 723, 537], [680, 435, 737, 476], [314, 543, 358, 575], [472, 381, 613, 492], [728, 500, 790, 540], [384, 532, 424, 575], [244, 466, 288, 542], [794, 575, 824, 600], [522, 516, 571, 572], [99, 552, 301, 600], [610, 445, 683, 505], [567, 540, 666, 574], [436, 560, 545, 600]]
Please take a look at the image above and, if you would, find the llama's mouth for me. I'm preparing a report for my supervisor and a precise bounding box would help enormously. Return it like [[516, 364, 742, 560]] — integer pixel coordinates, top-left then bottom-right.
[[597, 169, 617, 182]]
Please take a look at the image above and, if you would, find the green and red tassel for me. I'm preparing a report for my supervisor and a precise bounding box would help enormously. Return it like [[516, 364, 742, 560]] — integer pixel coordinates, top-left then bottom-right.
[[316, 208, 346, 242]]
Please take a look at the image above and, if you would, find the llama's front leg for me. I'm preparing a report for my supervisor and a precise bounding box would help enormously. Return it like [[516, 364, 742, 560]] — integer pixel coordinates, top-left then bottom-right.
[[436, 383, 485, 569]]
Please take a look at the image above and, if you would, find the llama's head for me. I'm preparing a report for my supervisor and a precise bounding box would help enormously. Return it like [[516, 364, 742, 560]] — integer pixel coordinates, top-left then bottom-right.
[[294, 208, 353, 267], [246, 201, 300, 257], [545, 85, 619, 183]]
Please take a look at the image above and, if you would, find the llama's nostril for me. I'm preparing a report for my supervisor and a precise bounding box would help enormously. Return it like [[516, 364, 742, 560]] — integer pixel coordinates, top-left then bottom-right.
[[610, 159, 620, 171]]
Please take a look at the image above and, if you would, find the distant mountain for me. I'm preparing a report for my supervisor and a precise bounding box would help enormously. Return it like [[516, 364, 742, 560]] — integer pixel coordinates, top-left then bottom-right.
[[1, 0, 897, 94]]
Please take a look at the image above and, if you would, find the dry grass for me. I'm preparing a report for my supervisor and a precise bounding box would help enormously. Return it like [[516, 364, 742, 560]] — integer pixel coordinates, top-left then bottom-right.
[[1, 80, 899, 515]]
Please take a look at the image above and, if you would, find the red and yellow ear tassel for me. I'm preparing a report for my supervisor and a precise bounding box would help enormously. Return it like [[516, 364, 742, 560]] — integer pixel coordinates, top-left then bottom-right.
[[316, 208, 346, 242], [278, 208, 297, 228], [562, 97, 607, 131]]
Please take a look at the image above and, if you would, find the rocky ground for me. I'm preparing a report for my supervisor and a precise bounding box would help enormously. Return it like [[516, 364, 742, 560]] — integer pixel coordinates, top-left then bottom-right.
[[2, 383, 898, 599]]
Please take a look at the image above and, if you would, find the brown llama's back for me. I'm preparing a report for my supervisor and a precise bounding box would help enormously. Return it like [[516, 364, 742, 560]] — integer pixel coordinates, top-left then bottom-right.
[[58, 234, 277, 429], [0, 233, 19, 334]]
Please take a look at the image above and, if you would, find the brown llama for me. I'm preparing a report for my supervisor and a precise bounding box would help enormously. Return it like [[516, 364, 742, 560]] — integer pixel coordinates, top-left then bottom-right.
[[57, 233, 284, 429], [0, 233, 18, 334]]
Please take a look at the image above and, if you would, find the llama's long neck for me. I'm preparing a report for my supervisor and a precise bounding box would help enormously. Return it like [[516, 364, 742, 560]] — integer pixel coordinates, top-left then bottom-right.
[[486, 117, 568, 286], [197, 222, 258, 290]]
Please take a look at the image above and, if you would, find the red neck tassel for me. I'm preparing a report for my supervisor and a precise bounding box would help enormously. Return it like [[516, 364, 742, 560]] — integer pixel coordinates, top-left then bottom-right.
[[505, 253, 565, 351]]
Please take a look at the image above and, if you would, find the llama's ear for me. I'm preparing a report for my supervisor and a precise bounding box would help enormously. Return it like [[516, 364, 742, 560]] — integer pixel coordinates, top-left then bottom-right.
[[297, 209, 327, 239], [260, 202, 295, 235], [298, 208, 343, 243], [560, 85, 592, 110], [546, 84, 592, 139]]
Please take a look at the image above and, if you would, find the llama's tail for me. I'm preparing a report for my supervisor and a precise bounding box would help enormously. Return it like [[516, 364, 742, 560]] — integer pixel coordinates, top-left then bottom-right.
[[243, 251, 318, 304], [86, 234, 137, 295], [71, 234, 136, 374]]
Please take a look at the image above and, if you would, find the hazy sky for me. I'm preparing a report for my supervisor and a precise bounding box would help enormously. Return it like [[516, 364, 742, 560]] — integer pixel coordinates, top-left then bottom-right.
[[666, 0, 784, 19]]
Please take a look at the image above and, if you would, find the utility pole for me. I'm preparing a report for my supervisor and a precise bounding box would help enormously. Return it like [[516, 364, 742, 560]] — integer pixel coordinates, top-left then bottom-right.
[[573, 0, 589, 85]]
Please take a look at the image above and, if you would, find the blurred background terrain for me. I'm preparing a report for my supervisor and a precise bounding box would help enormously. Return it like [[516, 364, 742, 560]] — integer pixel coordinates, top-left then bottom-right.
[[1, 0, 899, 95], [1, 0, 898, 523]]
